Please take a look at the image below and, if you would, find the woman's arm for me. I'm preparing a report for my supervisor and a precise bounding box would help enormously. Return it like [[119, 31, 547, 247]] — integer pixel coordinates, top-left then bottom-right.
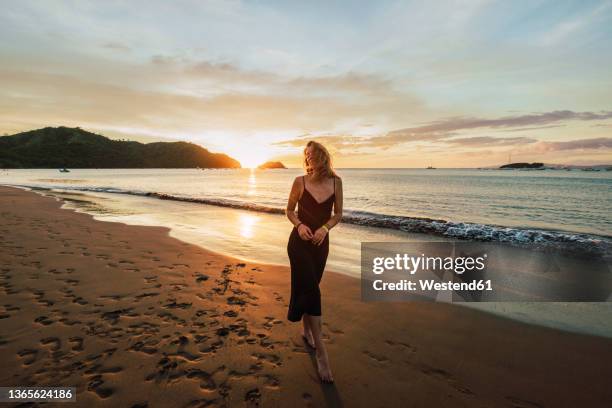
[[286, 176, 313, 240], [285, 176, 302, 227]]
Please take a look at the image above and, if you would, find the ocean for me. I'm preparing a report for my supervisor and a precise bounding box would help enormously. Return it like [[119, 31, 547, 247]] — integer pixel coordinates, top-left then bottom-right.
[[2, 168, 612, 337], [2, 168, 610, 253]]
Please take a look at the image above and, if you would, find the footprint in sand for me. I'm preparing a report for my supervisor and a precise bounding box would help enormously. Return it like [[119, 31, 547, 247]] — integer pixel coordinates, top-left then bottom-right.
[[363, 350, 389, 363], [185, 368, 219, 392], [195, 272, 209, 283], [87, 375, 114, 399], [0, 304, 19, 319], [34, 315, 54, 326], [226, 296, 246, 306], [144, 356, 181, 383], [59, 317, 81, 326], [135, 292, 160, 300], [36, 298, 54, 307], [262, 374, 280, 390], [40, 336, 61, 351], [263, 316, 284, 330], [85, 365, 123, 375], [229, 321, 250, 337], [245, 388, 261, 408], [17, 348, 38, 366], [251, 352, 282, 367], [63, 278, 80, 286], [198, 341, 224, 354], [505, 396, 544, 408], [302, 392, 314, 406], [323, 322, 344, 335], [173, 263, 190, 268], [167, 335, 200, 361], [163, 300, 192, 309], [385, 339, 417, 353], [68, 336, 84, 351], [289, 337, 311, 354], [419, 365, 474, 396]]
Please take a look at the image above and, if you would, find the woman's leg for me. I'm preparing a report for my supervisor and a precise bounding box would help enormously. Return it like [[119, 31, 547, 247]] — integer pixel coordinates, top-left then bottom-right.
[[306, 314, 334, 383], [302, 314, 315, 348]]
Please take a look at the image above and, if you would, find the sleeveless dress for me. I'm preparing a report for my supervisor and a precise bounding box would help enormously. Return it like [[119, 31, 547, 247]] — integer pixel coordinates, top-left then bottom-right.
[[287, 175, 335, 322]]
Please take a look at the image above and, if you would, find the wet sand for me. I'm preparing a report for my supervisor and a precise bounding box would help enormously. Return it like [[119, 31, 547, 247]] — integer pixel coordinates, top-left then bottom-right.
[[1, 185, 611, 407]]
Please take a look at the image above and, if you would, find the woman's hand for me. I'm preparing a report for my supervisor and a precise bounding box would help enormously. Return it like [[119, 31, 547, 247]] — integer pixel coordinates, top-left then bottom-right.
[[297, 224, 313, 241], [311, 227, 328, 246]]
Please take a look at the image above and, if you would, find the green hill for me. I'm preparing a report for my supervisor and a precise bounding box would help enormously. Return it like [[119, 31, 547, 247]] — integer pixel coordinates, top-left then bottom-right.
[[0, 127, 241, 168]]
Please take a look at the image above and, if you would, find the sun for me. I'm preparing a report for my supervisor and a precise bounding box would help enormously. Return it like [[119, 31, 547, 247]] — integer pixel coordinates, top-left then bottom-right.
[[227, 145, 271, 168]]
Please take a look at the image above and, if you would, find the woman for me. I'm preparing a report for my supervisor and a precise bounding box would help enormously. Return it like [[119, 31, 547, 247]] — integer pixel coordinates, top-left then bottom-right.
[[285, 140, 343, 384]]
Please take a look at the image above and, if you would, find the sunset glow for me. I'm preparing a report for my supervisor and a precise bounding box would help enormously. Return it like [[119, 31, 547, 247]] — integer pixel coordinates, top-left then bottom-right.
[[1, 1, 611, 167], [226, 145, 272, 169]]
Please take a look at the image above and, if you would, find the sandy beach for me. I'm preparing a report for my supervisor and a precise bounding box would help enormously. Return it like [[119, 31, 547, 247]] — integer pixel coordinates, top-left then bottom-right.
[[1, 185, 612, 407]]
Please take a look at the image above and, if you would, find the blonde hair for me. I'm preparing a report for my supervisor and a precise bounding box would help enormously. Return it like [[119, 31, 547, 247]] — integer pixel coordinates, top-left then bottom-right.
[[303, 140, 337, 180]]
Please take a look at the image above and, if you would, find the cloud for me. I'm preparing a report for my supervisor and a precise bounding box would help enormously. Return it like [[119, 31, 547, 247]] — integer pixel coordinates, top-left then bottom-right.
[[347, 110, 612, 149], [273, 133, 371, 150], [500, 124, 565, 132], [442, 136, 537, 147], [526, 137, 612, 153], [0, 66, 419, 139], [388, 110, 612, 136], [274, 128, 611, 160], [274, 110, 612, 152], [102, 41, 131, 52], [149, 54, 399, 98], [538, 2, 611, 46]]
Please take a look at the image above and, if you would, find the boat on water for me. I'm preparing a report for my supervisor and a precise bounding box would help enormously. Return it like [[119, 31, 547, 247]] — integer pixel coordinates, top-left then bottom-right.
[[59, 168, 70, 173], [426, 166, 436, 169]]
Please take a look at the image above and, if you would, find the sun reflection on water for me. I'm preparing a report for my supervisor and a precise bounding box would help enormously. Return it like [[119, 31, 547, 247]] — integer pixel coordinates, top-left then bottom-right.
[[238, 213, 259, 238], [247, 168, 257, 196]]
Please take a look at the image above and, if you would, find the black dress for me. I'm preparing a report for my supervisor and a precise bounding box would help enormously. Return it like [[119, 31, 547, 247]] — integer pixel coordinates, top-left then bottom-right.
[[287, 175, 335, 322]]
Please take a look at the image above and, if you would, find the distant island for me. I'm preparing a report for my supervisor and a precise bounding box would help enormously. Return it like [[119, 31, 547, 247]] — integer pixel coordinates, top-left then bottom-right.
[[0, 127, 241, 169], [500, 162, 544, 169], [476, 162, 612, 171], [258, 161, 286, 169]]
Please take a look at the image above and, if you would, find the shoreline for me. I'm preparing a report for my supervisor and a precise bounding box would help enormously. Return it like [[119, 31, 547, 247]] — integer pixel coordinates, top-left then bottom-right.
[[15, 184, 612, 339], [1, 186, 612, 406], [2, 170, 610, 258]]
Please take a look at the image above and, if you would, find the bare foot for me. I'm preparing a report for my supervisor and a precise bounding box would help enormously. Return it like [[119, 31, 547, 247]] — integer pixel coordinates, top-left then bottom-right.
[[316, 347, 334, 383], [302, 330, 316, 349]]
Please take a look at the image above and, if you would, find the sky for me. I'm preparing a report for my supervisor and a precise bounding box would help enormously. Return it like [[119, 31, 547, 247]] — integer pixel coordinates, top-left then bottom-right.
[[1, 0, 611, 168]]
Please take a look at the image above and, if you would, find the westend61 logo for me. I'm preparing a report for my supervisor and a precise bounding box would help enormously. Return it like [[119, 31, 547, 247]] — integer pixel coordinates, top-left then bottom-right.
[[361, 242, 612, 302]]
